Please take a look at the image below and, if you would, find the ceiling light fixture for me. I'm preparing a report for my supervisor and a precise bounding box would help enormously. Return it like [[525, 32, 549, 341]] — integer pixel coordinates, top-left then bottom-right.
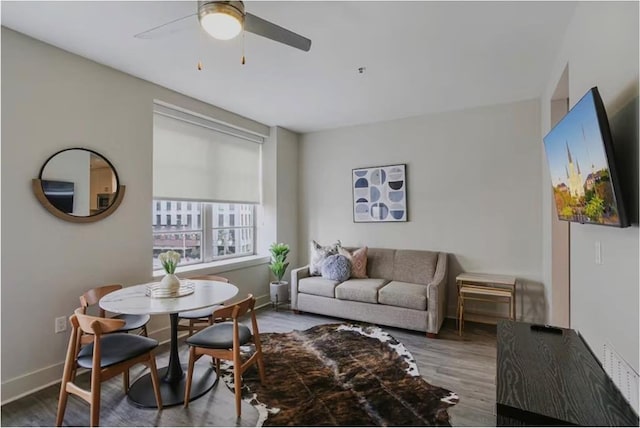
[[198, 1, 245, 41]]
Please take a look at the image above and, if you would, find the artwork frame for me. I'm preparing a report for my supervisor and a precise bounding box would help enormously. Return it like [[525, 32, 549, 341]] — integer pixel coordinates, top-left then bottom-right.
[[352, 163, 408, 223]]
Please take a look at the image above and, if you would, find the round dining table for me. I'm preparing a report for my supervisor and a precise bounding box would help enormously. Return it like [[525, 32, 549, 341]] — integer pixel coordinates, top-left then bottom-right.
[[99, 279, 238, 408]]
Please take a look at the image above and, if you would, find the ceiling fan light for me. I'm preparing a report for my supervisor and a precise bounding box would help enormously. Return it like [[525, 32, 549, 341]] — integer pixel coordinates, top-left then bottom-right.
[[199, 2, 244, 41]]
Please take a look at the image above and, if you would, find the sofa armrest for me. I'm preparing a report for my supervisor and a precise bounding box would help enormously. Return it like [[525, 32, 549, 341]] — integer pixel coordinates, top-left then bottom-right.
[[426, 252, 448, 334], [290, 265, 310, 310]]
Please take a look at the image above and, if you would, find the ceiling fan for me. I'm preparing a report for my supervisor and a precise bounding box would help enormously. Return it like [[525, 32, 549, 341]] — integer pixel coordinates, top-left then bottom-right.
[[134, 1, 312, 52]]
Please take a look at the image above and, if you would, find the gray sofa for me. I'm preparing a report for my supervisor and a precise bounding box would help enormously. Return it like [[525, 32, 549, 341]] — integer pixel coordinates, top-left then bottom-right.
[[290, 247, 448, 336]]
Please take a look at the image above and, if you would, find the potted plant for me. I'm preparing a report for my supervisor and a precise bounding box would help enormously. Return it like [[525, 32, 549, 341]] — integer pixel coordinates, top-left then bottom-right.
[[269, 242, 290, 308]]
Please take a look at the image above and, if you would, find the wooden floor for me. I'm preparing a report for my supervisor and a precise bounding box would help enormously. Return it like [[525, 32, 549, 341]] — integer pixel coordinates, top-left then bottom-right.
[[1, 307, 497, 427]]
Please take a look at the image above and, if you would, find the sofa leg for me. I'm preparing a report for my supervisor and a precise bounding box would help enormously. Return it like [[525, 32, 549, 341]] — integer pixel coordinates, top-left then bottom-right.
[[293, 310, 302, 315], [426, 332, 438, 339]]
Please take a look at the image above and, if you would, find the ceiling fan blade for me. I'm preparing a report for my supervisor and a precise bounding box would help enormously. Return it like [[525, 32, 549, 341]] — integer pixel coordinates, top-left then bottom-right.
[[245, 12, 311, 52], [134, 13, 197, 39]]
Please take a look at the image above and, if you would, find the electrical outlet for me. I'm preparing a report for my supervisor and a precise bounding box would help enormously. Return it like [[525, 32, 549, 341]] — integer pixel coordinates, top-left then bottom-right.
[[55, 316, 67, 334]]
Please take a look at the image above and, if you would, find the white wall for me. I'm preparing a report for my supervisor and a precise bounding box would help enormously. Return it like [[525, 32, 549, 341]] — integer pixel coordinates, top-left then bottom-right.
[[0, 28, 280, 403], [540, 2, 639, 371], [258, 126, 299, 283], [298, 99, 543, 322], [275, 127, 299, 280]]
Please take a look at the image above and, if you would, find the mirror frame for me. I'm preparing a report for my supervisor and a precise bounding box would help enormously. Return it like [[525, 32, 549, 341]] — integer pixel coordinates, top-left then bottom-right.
[[32, 148, 126, 223]]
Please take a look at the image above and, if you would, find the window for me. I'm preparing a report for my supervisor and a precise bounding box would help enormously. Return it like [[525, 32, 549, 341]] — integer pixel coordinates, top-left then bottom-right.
[[153, 201, 255, 269], [152, 103, 263, 271]]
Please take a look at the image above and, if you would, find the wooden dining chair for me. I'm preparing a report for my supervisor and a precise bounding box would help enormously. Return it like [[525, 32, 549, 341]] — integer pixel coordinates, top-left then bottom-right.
[[177, 275, 230, 336], [183, 294, 265, 417], [56, 308, 162, 427], [79, 284, 150, 339]]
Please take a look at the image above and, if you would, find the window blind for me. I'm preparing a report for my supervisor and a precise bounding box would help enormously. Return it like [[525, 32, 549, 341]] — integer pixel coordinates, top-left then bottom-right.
[[153, 106, 262, 204]]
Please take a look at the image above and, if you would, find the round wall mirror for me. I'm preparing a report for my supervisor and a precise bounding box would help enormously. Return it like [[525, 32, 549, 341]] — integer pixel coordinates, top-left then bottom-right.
[[32, 148, 126, 223]]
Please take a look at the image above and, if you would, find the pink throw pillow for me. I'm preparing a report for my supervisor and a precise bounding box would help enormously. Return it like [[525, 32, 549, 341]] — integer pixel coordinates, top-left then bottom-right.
[[338, 246, 368, 279]]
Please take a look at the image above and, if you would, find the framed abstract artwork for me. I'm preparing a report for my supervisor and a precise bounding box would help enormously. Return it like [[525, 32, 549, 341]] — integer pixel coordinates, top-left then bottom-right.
[[352, 164, 407, 222]]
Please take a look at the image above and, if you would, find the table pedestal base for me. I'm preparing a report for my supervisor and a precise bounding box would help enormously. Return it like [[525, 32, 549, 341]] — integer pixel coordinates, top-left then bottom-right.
[[127, 364, 217, 408]]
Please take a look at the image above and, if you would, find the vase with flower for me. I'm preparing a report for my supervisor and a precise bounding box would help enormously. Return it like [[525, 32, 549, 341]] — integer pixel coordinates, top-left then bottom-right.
[[158, 250, 181, 293]]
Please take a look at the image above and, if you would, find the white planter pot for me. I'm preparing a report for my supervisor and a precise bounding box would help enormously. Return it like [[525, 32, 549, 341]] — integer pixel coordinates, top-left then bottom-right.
[[160, 273, 181, 292], [270, 281, 289, 305]]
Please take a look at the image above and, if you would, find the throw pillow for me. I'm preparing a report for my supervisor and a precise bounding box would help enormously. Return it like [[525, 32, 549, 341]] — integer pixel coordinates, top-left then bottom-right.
[[309, 240, 341, 276], [338, 246, 368, 279], [321, 255, 352, 282]]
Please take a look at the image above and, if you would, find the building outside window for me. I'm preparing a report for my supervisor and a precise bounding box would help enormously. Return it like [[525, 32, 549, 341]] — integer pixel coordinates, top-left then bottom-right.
[[152, 201, 255, 270]]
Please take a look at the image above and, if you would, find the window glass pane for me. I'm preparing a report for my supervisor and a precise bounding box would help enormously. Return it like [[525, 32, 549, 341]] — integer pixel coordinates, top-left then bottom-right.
[[152, 231, 202, 269], [153, 200, 204, 268], [153, 200, 253, 269]]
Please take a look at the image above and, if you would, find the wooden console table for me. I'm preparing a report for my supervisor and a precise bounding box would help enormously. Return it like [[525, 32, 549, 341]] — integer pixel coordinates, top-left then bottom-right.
[[497, 320, 639, 426], [456, 272, 516, 335]]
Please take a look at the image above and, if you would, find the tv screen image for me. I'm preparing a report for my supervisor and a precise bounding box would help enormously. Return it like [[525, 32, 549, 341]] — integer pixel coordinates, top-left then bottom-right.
[[42, 180, 75, 214], [543, 87, 629, 227]]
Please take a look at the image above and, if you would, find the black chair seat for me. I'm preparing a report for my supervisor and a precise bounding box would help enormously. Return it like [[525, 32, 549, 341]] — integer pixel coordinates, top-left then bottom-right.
[[178, 305, 222, 320], [77, 334, 158, 369], [113, 313, 150, 332], [186, 322, 252, 349]]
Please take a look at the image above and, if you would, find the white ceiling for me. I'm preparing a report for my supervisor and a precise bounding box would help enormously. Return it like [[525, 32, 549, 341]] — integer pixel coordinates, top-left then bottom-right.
[[1, 1, 577, 133]]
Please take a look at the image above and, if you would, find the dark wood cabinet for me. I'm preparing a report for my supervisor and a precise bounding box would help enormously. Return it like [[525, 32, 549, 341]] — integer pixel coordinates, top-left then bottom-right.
[[496, 320, 638, 426]]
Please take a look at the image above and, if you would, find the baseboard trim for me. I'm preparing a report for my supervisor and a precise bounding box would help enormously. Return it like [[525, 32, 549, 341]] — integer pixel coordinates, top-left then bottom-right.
[[255, 293, 270, 309], [1, 294, 271, 406]]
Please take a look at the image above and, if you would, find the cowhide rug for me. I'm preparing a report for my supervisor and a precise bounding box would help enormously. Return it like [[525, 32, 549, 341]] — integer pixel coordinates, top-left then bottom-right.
[[219, 323, 459, 426]]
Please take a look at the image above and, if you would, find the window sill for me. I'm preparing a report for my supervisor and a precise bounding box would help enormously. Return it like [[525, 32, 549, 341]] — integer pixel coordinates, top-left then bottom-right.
[[152, 254, 270, 280]]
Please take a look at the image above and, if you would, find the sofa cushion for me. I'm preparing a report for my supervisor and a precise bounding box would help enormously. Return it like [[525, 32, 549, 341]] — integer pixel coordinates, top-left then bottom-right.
[[366, 248, 395, 279], [309, 240, 340, 276], [335, 278, 389, 304], [392, 250, 439, 285], [378, 281, 428, 310], [298, 277, 340, 298], [338, 246, 368, 278], [321, 254, 351, 282]]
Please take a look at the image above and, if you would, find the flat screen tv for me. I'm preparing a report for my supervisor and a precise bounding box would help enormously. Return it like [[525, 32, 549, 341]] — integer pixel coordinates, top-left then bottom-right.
[[543, 87, 629, 227], [42, 180, 75, 214]]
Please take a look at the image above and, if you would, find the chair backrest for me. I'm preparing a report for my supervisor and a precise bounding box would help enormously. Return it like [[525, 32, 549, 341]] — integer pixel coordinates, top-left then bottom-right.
[[79, 284, 123, 317], [73, 307, 125, 336], [68, 308, 127, 359], [187, 275, 230, 283], [212, 294, 255, 320]]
